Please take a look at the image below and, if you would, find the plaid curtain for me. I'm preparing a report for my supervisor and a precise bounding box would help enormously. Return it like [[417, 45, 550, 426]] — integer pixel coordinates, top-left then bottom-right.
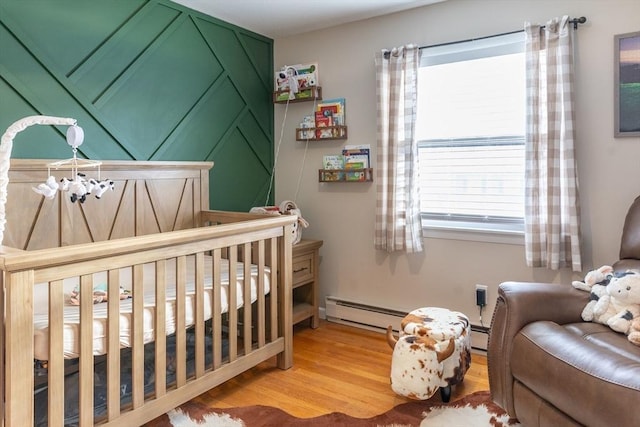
[[374, 45, 422, 253], [524, 16, 582, 271]]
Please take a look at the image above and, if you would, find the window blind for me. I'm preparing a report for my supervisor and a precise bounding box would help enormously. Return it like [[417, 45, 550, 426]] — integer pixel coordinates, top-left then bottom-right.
[[416, 31, 526, 229]]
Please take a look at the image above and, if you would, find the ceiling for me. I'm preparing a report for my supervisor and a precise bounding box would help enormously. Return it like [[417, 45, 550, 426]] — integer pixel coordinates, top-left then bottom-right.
[[170, 0, 446, 38]]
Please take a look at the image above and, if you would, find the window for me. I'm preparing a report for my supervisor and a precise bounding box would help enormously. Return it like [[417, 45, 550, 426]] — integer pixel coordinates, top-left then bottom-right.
[[416, 32, 525, 237]]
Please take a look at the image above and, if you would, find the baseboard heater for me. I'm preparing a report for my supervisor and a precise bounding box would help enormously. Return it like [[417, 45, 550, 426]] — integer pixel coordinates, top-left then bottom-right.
[[470, 324, 489, 352], [325, 296, 408, 333], [325, 296, 490, 352]]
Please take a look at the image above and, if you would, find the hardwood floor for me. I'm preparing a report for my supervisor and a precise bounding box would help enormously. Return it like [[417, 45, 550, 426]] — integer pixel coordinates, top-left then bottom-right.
[[193, 320, 489, 418]]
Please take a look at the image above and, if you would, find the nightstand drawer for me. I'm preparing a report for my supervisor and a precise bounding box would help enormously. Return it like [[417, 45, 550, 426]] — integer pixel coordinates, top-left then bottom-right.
[[292, 253, 313, 286]]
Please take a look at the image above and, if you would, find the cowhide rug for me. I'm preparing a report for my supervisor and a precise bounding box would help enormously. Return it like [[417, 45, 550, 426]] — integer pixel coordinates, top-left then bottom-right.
[[145, 390, 520, 427]]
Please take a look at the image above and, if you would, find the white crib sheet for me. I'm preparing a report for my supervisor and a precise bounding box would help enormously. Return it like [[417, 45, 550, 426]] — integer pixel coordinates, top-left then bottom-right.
[[33, 256, 270, 360]]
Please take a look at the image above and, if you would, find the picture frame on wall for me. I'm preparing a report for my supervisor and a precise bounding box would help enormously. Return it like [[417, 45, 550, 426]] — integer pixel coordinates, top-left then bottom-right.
[[614, 31, 640, 137]]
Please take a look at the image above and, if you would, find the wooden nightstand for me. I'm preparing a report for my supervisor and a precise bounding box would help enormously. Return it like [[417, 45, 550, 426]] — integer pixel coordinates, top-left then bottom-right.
[[292, 239, 323, 328]]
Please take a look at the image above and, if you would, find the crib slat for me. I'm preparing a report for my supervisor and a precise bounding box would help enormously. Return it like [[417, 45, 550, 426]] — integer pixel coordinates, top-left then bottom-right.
[[175, 256, 187, 387], [48, 280, 64, 427], [79, 274, 94, 427], [212, 249, 222, 369], [194, 252, 205, 378], [243, 243, 252, 355], [155, 260, 167, 397], [256, 240, 266, 347], [132, 264, 144, 409], [228, 246, 238, 362], [106, 270, 121, 421], [269, 238, 278, 342]]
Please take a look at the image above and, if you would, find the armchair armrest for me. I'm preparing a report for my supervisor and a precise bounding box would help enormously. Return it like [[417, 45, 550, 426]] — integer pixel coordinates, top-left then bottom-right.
[[487, 282, 589, 415]]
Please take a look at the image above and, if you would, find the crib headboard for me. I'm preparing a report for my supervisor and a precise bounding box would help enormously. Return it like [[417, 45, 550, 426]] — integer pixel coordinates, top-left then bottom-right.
[[4, 159, 213, 250]]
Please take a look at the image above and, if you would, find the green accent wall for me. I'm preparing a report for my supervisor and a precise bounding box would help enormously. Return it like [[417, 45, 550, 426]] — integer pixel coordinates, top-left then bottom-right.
[[0, 0, 274, 210]]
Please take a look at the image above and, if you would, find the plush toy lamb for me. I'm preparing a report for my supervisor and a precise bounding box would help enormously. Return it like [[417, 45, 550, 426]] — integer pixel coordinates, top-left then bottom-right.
[[588, 270, 640, 335], [32, 175, 59, 199], [573, 265, 614, 321], [628, 317, 640, 346], [572, 265, 614, 292], [68, 178, 88, 203]]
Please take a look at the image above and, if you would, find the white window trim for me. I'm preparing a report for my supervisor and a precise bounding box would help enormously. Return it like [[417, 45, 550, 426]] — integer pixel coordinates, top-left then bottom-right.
[[422, 216, 524, 245]]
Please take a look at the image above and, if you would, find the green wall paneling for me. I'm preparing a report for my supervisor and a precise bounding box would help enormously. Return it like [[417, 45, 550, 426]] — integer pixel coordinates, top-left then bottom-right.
[[0, 0, 274, 210]]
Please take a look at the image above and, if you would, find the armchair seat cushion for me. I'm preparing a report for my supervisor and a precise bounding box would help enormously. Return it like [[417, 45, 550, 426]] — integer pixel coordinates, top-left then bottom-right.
[[510, 321, 640, 427]]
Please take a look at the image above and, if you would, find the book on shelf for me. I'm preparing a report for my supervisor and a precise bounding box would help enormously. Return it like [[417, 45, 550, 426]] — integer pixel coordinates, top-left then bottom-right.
[[317, 98, 346, 126], [344, 161, 365, 170], [342, 144, 370, 169], [315, 111, 336, 139], [298, 115, 315, 139], [300, 97, 346, 138], [323, 155, 344, 170]]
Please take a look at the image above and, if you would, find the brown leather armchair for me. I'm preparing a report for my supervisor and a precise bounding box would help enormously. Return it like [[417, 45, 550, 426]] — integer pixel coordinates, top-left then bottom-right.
[[488, 196, 640, 426]]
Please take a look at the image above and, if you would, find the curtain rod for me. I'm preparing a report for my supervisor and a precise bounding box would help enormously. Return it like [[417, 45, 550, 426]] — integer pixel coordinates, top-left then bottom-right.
[[417, 16, 587, 51]]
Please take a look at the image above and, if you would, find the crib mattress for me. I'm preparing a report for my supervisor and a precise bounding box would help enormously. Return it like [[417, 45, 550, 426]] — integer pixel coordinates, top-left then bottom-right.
[[33, 256, 270, 360]]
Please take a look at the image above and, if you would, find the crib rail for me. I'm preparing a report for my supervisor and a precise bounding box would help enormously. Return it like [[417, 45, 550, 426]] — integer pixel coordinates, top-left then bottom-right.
[[1, 214, 295, 427]]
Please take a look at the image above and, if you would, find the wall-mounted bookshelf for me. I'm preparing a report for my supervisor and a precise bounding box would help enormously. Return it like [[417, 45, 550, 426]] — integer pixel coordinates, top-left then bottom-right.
[[320, 146, 372, 182], [273, 86, 322, 104], [318, 168, 373, 182], [296, 125, 347, 141]]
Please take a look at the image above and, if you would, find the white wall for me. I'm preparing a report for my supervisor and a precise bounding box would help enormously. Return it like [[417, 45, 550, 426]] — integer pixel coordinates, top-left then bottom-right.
[[274, 0, 640, 325]]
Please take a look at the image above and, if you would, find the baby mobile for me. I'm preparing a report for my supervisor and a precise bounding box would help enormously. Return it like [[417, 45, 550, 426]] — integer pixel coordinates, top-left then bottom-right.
[[0, 116, 113, 244], [32, 123, 114, 204]]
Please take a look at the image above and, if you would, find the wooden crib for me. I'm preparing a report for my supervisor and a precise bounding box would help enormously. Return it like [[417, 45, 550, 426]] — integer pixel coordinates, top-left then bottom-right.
[[0, 159, 296, 426]]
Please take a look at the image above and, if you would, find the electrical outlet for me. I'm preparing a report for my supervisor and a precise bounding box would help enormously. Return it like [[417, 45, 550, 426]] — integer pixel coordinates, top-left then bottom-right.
[[475, 284, 488, 307]]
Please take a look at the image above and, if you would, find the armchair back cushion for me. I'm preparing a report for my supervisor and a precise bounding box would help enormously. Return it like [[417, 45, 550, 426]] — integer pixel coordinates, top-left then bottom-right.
[[620, 195, 640, 261], [616, 195, 640, 271]]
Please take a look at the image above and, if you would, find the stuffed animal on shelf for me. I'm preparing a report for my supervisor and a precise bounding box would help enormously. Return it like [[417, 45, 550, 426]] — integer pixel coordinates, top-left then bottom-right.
[[572, 265, 614, 321], [280, 66, 299, 100], [589, 270, 640, 335]]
